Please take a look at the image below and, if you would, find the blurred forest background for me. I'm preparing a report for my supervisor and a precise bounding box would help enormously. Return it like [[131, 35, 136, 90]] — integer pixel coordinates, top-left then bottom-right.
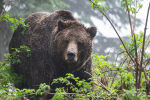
[[0, 0, 149, 61]]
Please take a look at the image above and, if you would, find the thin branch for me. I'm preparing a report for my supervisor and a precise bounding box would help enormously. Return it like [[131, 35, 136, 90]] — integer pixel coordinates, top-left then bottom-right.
[[110, 72, 118, 88], [124, 0, 139, 65], [114, 51, 123, 64], [140, 2, 150, 95], [125, 0, 134, 36], [132, 0, 138, 33], [133, 0, 139, 67], [144, 58, 150, 67], [145, 34, 150, 50], [117, 81, 125, 91], [101, 70, 118, 74], [139, 1, 150, 80], [125, 0, 139, 89], [84, 71, 112, 93]]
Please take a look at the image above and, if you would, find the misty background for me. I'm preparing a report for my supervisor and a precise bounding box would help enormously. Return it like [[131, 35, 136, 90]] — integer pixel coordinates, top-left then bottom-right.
[[0, 0, 150, 62]]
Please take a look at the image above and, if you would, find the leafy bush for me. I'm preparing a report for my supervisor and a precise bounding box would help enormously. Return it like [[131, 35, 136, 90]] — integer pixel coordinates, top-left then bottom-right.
[[90, 0, 150, 97], [0, 13, 29, 34], [0, 0, 150, 99], [0, 50, 149, 99]]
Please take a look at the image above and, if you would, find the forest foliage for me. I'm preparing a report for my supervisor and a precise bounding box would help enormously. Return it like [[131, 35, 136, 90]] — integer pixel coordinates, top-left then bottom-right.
[[0, 0, 150, 100]]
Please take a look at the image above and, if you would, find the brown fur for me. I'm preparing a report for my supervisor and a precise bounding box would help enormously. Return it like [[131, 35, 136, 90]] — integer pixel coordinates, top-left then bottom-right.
[[9, 10, 97, 89]]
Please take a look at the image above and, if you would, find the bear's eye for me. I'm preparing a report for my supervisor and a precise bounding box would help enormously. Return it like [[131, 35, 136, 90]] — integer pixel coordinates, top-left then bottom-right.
[[65, 40, 69, 44], [78, 42, 83, 47]]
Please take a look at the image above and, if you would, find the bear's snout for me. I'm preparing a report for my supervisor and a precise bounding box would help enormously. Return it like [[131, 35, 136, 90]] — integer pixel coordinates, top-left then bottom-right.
[[67, 51, 76, 61], [65, 40, 78, 63]]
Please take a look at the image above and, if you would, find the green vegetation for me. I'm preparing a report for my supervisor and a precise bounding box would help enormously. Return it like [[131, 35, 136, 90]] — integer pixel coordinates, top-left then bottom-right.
[[0, 0, 150, 99], [0, 53, 149, 99], [89, 0, 150, 98], [0, 14, 29, 33]]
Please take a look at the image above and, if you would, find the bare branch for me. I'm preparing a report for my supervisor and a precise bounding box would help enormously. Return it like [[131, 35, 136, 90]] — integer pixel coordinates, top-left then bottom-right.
[[84, 71, 112, 93], [125, 0, 140, 89], [140, 2, 150, 81], [132, 0, 138, 33], [140, 1, 150, 95], [125, 0, 134, 36]]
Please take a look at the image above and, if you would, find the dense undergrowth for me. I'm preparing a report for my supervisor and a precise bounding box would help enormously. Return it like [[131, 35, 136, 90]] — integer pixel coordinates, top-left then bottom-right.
[[0, 51, 149, 100], [0, 0, 150, 99]]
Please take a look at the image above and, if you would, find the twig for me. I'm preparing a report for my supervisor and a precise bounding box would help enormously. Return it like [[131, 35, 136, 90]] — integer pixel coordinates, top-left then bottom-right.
[[125, 0, 134, 36], [114, 51, 123, 64], [120, 57, 128, 66], [145, 34, 150, 50], [110, 72, 118, 88], [117, 81, 125, 91], [84, 71, 112, 93], [144, 58, 150, 67], [101, 70, 118, 74], [140, 2, 150, 80], [125, 0, 139, 89], [140, 2, 150, 95], [132, 0, 138, 33]]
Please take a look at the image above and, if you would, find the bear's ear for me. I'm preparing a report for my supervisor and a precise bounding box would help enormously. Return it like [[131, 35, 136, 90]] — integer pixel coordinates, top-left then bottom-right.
[[86, 27, 97, 39], [57, 20, 69, 32]]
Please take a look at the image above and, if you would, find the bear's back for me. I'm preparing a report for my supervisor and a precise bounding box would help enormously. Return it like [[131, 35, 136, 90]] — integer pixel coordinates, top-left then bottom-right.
[[25, 10, 76, 31], [9, 10, 76, 49], [25, 12, 50, 31]]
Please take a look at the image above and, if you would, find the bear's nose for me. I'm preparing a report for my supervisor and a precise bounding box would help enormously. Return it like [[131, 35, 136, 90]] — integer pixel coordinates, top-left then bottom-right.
[[67, 51, 76, 60]]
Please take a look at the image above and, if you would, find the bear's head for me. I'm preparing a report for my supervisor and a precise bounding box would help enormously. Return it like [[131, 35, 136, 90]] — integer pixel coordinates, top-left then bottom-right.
[[54, 20, 97, 72]]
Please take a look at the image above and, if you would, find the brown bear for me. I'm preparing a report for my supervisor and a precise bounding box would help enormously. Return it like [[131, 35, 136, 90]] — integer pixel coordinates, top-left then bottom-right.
[[9, 10, 97, 89]]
